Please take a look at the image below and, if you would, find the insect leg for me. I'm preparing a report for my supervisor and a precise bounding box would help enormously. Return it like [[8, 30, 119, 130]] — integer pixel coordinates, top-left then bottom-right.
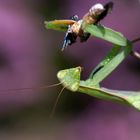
[[61, 25, 77, 51], [61, 15, 79, 50]]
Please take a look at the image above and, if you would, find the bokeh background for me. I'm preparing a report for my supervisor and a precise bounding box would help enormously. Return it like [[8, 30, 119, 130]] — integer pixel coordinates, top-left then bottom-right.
[[0, 0, 140, 139]]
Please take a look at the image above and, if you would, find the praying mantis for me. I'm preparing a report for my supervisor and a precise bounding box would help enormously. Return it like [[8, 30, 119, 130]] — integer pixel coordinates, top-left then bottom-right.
[[44, 2, 140, 112], [0, 2, 140, 114]]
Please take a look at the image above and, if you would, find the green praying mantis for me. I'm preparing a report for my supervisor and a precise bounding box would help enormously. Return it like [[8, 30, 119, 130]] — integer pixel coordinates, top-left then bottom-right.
[[0, 2, 139, 114], [44, 2, 140, 112]]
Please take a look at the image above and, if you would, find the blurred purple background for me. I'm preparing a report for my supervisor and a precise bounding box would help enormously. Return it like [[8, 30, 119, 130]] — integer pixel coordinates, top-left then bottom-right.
[[0, 0, 140, 139]]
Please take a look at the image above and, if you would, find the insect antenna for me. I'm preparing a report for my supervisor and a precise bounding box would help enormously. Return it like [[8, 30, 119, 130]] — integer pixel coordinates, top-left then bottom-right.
[[0, 82, 63, 94], [49, 86, 65, 118]]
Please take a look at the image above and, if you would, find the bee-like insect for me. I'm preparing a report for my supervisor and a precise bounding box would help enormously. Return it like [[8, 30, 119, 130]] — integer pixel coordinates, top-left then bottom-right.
[[62, 2, 113, 50]]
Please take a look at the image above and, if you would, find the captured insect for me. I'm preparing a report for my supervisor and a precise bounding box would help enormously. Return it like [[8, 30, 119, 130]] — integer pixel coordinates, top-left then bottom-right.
[[45, 2, 113, 50]]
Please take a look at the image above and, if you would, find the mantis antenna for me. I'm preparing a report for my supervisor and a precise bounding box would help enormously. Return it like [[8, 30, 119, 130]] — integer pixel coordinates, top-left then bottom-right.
[[49, 86, 66, 118], [0, 82, 63, 94]]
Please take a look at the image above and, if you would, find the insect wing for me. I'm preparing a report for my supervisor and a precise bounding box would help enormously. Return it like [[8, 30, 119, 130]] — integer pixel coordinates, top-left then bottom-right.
[[44, 20, 76, 32]]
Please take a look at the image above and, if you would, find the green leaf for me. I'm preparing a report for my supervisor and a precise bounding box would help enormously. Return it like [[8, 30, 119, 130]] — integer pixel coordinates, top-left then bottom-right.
[[84, 24, 127, 46]]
